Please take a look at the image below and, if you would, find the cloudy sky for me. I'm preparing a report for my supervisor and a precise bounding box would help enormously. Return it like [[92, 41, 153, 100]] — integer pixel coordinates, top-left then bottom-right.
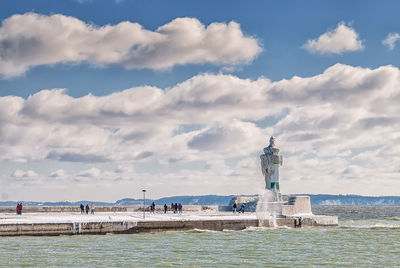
[[1, 0, 400, 201]]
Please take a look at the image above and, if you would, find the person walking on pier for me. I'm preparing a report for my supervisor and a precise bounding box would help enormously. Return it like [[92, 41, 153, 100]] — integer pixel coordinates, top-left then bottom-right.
[[150, 202, 155, 213], [174, 203, 178, 213], [80, 204, 84, 214], [178, 203, 182, 213], [90, 203, 95, 214], [17, 203, 23, 215], [240, 204, 245, 213], [164, 204, 167, 213], [85, 204, 89, 214], [232, 203, 237, 213]]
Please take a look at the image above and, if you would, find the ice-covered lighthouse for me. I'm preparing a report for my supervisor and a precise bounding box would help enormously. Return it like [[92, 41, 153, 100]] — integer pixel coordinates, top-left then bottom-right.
[[260, 136, 283, 201]]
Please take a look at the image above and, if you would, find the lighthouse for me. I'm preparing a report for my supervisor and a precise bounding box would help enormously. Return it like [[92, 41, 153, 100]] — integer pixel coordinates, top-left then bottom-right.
[[260, 136, 283, 201]]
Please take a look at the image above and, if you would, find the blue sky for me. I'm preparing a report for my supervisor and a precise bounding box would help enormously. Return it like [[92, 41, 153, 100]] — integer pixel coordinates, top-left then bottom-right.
[[1, 0, 400, 201], [2, 0, 400, 97]]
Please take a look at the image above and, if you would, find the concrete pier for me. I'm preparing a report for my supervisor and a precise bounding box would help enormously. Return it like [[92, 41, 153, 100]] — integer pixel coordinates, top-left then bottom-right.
[[0, 209, 338, 236]]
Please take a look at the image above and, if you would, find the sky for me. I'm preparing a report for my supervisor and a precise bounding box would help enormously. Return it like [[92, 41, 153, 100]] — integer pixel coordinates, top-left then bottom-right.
[[1, 0, 400, 201]]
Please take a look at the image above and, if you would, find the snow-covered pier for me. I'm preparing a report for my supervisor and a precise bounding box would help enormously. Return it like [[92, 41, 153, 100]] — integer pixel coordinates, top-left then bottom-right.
[[0, 209, 337, 236]]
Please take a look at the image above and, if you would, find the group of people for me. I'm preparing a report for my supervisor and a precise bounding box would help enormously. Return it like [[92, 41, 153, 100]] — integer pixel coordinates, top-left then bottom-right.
[[80, 203, 95, 214], [149, 202, 183, 213], [171, 203, 182, 213], [16, 203, 23, 215], [150, 202, 156, 213], [232, 203, 245, 213]]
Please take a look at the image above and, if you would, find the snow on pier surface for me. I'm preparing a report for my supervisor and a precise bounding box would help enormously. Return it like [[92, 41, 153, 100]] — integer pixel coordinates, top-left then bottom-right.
[[0, 211, 257, 225]]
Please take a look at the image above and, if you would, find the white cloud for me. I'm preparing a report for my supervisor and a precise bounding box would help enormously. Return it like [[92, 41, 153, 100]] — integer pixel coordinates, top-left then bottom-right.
[[187, 121, 265, 155], [50, 169, 67, 177], [3, 63, 400, 198], [11, 169, 38, 178], [78, 168, 102, 177], [0, 13, 261, 77], [382, 33, 400, 50], [303, 22, 364, 54], [1, 64, 400, 164]]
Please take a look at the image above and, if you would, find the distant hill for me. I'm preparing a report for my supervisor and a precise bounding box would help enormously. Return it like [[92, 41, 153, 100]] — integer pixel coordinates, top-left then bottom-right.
[[114, 198, 144, 206], [114, 195, 237, 206], [303, 194, 400, 206], [2, 194, 400, 206], [154, 195, 237, 206], [0, 200, 114, 207]]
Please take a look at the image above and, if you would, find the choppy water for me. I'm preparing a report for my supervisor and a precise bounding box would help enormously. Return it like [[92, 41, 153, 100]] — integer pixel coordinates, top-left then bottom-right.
[[2, 206, 400, 267]]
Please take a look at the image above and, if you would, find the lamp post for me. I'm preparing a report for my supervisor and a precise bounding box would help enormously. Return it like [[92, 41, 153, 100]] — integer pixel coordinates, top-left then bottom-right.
[[142, 189, 146, 219]]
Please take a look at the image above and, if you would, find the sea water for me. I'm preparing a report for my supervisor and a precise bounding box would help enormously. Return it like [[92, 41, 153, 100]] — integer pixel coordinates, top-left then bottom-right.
[[1, 206, 400, 267]]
